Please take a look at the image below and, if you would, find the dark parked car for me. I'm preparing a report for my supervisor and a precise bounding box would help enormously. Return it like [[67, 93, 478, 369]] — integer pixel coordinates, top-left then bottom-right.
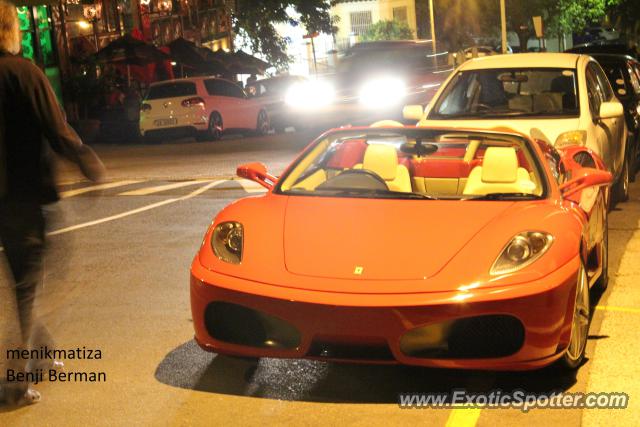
[[590, 54, 640, 179], [566, 41, 639, 61], [245, 74, 309, 132]]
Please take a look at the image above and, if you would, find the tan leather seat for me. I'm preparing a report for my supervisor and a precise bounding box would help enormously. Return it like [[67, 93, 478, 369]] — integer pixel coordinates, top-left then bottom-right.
[[362, 144, 412, 193], [463, 147, 536, 195]]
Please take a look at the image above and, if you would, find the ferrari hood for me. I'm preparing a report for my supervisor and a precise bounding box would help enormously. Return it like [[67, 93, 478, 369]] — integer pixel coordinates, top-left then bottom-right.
[[283, 197, 513, 280]]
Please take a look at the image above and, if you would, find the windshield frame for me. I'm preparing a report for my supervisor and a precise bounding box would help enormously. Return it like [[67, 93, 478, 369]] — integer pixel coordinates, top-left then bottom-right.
[[428, 67, 582, 120], [273, 127, 550, 201]]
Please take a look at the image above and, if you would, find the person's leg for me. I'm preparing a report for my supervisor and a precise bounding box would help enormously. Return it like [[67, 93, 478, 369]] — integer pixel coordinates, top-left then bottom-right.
[[0, 201, 46, 404]]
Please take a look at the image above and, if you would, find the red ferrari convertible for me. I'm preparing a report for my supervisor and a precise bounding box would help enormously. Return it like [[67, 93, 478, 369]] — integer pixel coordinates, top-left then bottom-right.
[[191, 126, 612, 371]]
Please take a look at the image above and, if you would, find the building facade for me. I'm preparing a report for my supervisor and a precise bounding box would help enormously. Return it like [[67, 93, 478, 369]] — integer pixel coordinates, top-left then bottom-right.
[[332, 0, 417, 48], [11, 0, 234, 107]]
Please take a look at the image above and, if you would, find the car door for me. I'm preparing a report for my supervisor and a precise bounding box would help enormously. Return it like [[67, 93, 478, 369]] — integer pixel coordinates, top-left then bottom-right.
[[203, 79, 236, 128], [219, 80, 255, 129], [591, 62, 626, 175], [584, 64, 615, 174]]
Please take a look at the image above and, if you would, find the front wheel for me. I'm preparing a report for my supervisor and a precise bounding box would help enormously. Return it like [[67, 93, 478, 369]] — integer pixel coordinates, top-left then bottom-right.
[[557, 263, 590, 370], [594, 215, 609, 291], [612, 155, 629, 204], [256, 110, 271, 135]]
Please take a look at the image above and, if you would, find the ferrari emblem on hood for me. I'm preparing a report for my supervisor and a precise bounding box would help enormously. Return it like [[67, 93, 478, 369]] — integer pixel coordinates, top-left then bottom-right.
[[354, 266, 364, 275]]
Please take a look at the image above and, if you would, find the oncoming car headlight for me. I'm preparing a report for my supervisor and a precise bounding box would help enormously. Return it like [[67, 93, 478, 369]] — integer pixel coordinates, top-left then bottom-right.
[[211, 222, 243, 264], [490, 232, 554, 275], [285, 81, 335, 108], [359, 77, 407, 108]]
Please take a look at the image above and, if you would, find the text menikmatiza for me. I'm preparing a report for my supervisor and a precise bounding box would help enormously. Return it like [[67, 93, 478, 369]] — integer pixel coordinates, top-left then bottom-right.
[[6, 346, 102, 360]]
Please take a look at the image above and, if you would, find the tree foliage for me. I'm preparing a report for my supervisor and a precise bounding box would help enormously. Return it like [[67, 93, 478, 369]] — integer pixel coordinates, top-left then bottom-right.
[[421, 0, 622, 52], [360, 20, 414, 42], [233, 0, 333, 70]]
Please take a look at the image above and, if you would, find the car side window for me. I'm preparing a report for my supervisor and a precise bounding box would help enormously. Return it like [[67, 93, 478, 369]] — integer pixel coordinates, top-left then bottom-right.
[[221, 81, 246, 99], [629, 64, 640, 96], [590, 62, 614, 101], [585, 67, 602, 118], [204, 79, 223, 96]]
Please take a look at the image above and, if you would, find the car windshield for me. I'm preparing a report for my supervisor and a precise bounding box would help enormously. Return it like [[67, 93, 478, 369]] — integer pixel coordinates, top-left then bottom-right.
[[338, 43, 449, 76], [277, 129, 546, 200], [430, 68, 579, 119]]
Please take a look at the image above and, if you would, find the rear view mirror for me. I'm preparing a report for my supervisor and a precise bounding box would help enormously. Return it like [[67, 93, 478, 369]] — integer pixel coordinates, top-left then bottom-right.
[[403, 104, 424, 121], [559, 167, 612, 198], [237, 162, 276, 190], [598, 101, 623, 120]]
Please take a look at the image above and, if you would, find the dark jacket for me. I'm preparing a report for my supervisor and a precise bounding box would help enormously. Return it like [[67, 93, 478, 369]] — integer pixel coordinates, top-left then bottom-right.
[[0, 51, 103, 203]]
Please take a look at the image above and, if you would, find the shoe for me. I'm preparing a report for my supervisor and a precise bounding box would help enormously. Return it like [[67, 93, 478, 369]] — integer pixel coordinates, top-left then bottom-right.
[[1, 387, 41, 406]]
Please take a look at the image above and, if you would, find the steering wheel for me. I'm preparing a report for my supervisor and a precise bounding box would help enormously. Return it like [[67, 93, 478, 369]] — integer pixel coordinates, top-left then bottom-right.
[[316, 169, 388, 191]]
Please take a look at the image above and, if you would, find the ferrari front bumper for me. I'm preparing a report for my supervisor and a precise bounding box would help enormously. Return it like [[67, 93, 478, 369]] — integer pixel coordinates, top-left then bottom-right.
[[190, 256, 580, 371]]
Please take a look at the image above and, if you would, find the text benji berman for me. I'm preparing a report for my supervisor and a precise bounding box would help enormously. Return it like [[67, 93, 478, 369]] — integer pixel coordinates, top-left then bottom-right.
[[5, 346, 106, 385]]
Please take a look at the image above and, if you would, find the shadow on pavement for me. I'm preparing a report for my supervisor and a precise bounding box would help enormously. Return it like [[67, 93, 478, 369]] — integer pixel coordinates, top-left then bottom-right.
[[155, 340, 580, 404]]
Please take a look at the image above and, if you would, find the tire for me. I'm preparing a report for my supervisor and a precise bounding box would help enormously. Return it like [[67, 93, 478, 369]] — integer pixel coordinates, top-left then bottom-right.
[[612, 155, 629, 204], [198, 112, 223, 141], [557, 262, 590, 370], [631, 135, 639, 182], [594, 215, 609, 291], [143, 134, 160, 144], [255, 110, 271, 135]]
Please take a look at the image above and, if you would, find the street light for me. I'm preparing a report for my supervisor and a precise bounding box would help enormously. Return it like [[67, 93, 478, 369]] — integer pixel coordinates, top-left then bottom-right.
[[500, 0, 507, 54], [429, 0, 436, 55]]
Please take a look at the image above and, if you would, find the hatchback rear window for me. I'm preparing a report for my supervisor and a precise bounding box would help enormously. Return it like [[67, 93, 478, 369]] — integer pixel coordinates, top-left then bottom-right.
[[147, 82, 197, 100]]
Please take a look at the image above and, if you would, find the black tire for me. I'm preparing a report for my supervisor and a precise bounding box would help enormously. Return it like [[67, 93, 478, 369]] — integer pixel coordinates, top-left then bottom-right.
[[631, 135, 639, 182], [557, 262, 590, 370], [256, 109, 271, 135], [198, 112, 223, 141], [612, 155, 629, 204], [142, 134, 160, 144], [594, 215, 609, 291]]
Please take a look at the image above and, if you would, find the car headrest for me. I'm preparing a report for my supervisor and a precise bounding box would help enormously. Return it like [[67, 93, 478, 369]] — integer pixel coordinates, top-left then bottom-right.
[[363, 144, 398, 181], [481, 147, 519, 183], [370, 120, 404, 128]]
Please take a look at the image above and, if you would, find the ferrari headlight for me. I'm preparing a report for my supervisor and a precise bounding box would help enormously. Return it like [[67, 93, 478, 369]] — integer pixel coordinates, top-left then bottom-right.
[[359, 77, 407, 108], [490, 232, 553, 275], [284, 81, 335, 108], [555, 130, 587, 148], [211, 222, 243, 264]]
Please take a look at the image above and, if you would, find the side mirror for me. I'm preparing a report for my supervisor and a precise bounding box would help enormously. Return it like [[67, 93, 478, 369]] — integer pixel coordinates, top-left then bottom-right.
[[403, 104, 424, 121], [598, 101, 623, 120], [559, 167, 612, 198], [237, 162, 276, 190]]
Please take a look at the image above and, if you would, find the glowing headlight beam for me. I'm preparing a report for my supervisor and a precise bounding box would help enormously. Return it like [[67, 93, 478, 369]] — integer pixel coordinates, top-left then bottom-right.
[[285, 81, 335, 109], [359, 77, 407, 109]]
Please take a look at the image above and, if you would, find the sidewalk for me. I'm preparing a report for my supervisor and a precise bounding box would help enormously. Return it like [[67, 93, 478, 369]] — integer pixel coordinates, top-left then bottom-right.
[[583, 185, 640, 426]]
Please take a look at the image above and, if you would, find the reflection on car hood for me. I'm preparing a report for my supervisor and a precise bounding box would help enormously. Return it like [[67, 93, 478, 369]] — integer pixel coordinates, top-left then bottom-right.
[[283, 197, 513, 281]]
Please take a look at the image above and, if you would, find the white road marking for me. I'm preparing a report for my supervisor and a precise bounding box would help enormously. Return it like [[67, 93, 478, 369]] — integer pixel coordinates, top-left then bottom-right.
[[235, 179, 268, 193], [118, 180, 209, 196], [60, 180, 142, 198], [48, 180, 222, 237]]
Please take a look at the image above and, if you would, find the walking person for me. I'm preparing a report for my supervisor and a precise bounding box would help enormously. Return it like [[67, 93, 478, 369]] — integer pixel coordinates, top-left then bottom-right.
[[0, 0, 105, 406]]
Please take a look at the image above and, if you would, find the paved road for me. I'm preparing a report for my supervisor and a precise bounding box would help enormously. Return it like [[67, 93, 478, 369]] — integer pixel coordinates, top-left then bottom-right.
[[1, 133, 639, 426]]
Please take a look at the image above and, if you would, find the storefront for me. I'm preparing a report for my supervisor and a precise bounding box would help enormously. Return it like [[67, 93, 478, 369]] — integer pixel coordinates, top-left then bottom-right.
[[14, 1, 66, 102]]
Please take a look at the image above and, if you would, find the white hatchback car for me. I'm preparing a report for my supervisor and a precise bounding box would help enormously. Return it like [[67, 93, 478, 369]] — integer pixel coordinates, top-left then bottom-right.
[[140, 77, 271, 141], [405, 53, 629, 202]]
